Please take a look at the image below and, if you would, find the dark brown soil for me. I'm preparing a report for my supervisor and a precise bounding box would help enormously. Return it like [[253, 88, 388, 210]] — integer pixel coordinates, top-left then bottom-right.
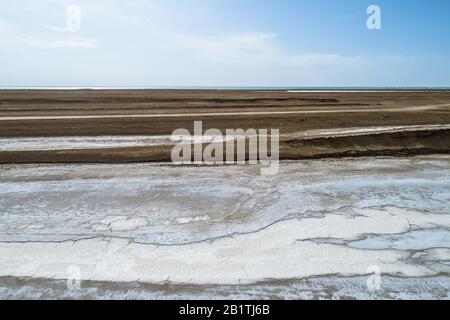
[[1, 89, 449, 163]]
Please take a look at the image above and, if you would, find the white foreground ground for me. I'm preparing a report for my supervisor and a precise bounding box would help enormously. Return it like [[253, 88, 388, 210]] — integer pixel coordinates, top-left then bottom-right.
[[0, 156, 449, 299]]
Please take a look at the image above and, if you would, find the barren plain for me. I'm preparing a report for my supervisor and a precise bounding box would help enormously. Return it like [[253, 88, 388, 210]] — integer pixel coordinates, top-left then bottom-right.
[[0, 90, 449, 299]]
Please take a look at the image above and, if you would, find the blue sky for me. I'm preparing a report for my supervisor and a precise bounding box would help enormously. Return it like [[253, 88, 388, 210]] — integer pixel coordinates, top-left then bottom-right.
[[1, 0, 449, 87]]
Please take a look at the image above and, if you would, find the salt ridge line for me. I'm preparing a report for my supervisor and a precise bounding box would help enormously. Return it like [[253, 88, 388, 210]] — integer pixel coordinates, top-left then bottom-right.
[[0, 135, 238, 152], [1, 124, 449, 152], [0, 104, 449, 121], [287, 124, 450, 139]]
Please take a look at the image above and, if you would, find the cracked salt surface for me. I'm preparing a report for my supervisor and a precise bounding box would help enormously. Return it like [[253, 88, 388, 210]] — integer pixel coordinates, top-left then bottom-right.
[[349, 229, 450, 251], [1, 157, 448, 244], [0, 206, 449, 285], [1, 276, 448, 300], [92, 216, 149, 231], [0, 156, 449, 297]]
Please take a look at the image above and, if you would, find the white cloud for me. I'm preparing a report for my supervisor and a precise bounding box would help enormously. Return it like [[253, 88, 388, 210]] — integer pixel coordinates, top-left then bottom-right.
[[25, 37, 98, 48], [0, 17, 98, 49], [46, 25, 71, 33], [173, 32, 367, 68], [173, 32, 277, 62]]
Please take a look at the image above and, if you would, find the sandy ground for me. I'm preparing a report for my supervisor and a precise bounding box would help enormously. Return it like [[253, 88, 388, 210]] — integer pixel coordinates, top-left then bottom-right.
[[0, 156, 449, 299]]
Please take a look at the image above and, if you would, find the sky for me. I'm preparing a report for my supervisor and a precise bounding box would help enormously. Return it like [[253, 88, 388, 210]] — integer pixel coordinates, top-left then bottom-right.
[[1, 0, 450, 87]]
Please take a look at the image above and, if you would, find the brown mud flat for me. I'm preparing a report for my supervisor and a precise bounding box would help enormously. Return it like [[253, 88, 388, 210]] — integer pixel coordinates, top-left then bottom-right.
[[1, 89, 449, 163], [1, 129, 449, 164]]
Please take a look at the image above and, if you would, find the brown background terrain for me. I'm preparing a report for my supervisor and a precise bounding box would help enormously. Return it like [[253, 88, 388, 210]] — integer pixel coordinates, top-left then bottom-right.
[[0, 89, 449, 163]]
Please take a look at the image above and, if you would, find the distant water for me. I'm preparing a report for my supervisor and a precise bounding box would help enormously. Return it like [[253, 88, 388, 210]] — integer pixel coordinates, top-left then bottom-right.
[[1, 86, 449, 92]]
